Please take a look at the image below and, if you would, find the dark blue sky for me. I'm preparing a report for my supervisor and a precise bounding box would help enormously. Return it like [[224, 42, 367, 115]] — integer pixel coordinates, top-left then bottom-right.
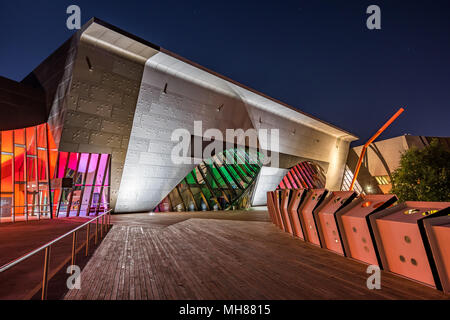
[[1, 0, 449, 144]]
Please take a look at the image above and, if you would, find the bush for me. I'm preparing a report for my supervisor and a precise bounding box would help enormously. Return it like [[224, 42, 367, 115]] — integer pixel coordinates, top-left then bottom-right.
[[391, 139, 450, 202]]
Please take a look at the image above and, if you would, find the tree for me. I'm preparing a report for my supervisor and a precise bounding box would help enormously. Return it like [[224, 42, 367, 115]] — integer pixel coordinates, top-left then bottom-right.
[[391, 139, 450, 202]]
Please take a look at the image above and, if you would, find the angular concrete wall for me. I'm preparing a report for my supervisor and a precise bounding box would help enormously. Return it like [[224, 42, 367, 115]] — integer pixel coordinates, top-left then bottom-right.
[[251, 167, 288, 206], [115, 54, 255, 212], [58, 41, 145, 209], [22, 35, 81, 149]]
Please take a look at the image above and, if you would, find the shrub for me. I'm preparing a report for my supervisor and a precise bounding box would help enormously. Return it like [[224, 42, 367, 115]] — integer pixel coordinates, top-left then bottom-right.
[[391, 139, 450, 202]]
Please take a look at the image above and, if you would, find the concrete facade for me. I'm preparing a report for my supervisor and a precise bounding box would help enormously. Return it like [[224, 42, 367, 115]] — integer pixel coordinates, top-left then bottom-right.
[[251, 167, 288, 206], [17, 18, 358, 213]]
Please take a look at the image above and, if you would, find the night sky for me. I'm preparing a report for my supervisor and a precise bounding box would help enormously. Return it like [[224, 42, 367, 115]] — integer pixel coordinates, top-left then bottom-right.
[[1, 0, 449, 145]]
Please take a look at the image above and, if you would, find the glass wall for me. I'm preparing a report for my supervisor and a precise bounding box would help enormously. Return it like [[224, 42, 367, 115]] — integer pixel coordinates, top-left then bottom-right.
[[53, 152, 110, 218], [0, 124, 111, 222], [277, 161, 327, 190], [0, 124, 54, 222], [155, 148, 264, 212]]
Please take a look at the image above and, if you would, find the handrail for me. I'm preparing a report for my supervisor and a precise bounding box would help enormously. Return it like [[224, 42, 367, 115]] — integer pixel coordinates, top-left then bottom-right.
[[0, 209, 111, 272], [0, 209, 112, 299]]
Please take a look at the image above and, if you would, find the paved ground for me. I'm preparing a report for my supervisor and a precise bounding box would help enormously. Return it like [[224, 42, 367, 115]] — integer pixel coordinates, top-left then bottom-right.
[[64, 210, 449, 300]]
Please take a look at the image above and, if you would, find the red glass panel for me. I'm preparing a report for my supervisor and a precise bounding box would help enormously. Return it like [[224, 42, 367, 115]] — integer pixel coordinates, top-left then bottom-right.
[[37, 150, 48, 181], [48, 150, 58, 179], [36, 124, 47, 148], [27, 157, 37, 183], [283, 176, 292, 189], [287, 172, 298, 189], [26, 127, 37, 156], [14, 147, 25, 182], [1, 154, 13, 193], [57, 152, 69, 178]]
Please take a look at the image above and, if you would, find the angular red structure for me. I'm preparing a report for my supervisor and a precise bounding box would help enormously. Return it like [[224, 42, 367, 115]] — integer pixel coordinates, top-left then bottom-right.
[[298, 188, 328, 246], [314, 191, 357, 255], [266, 191, 277, 226], [287, 189, 307, 239], [272, 190, 285, 231], [280, 189, 293, 234], [369, 201, 450, 288], [422, 210, 450, 293], [336, 194, 398, 265]]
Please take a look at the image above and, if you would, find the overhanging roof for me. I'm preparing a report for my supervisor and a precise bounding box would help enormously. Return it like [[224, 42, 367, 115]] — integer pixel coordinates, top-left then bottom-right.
[[80, 17, 359, 142]]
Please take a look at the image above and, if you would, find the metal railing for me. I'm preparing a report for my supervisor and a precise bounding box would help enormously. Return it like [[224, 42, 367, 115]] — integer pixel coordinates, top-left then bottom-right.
[[0, 209, 112, 300]]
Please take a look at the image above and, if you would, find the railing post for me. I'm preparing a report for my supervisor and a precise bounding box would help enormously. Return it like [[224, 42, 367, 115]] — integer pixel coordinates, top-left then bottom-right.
[[41, 246, 51, 300], [100, 216, 103, 238], [71, 231, 77, 272], [95, 218, 98, 245], [85, 223, 90, 256]]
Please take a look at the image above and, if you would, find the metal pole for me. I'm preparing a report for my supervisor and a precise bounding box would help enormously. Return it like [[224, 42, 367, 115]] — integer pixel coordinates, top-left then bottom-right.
[[350, 107, 405, 190], [71, 231, 77, 272], [100, 215, 103, 238], [86, 223, 90, 256], [41, 246, 51, 300], [95, 218, 98, 244]]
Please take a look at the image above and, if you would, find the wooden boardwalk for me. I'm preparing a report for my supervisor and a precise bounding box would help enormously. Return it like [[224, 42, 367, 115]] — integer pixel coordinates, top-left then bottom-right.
[[0, 217, 98, 299], [64, 211, 449, 300]]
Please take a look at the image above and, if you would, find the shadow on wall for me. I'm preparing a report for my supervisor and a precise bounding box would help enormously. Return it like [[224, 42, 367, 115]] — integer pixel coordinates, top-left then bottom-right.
[[346, 148, 382, 194], [0, 77, 47, 131]]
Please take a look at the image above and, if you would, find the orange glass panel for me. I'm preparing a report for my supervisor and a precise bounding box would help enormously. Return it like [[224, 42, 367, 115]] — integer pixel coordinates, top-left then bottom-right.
[[14, 128, 25, 145], [14, 184, 25, 215], [1, 131, 13, 153], [46, 124, 57, 150]]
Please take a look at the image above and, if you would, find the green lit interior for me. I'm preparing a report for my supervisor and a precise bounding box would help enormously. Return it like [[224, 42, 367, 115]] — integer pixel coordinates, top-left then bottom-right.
[[157, 148, 264, 212]]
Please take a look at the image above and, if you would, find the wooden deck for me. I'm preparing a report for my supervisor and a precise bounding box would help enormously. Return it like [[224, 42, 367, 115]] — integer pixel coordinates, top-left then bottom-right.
[[64, 210, 449, 300], [0, 217, 106, 300]]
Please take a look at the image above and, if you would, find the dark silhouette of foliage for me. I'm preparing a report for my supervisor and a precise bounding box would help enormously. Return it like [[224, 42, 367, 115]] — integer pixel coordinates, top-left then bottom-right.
[[391, 139, 450, 202]]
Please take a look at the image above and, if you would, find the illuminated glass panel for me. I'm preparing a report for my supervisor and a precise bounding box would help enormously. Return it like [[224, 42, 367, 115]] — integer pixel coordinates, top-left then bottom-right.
[[0, 123, 111, 222], [278, 161, 327, 190], [156, 148, 264, 212], [341, 165, 364, 194], [14, 128, 25, 145]]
